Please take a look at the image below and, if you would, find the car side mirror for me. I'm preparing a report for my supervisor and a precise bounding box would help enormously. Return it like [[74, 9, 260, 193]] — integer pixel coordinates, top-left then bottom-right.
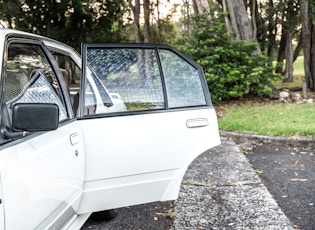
[[12, 103, 59, 131]]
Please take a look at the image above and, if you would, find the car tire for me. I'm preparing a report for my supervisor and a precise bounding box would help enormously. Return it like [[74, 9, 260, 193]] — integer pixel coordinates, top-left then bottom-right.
[[92, 209, 118, 221]]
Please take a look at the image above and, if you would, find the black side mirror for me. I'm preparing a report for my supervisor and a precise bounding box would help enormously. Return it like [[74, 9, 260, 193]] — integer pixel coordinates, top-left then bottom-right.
[[12, 103, 59, 131]]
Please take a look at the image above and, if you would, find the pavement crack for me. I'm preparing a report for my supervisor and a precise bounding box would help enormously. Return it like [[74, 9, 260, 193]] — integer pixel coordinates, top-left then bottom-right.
[[181, 181, 263, 188], [222, 182, 263, 187], [181, 181, 216, 188]]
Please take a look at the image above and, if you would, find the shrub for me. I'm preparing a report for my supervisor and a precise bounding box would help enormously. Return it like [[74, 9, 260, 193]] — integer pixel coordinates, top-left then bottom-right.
[[177, 11, 281, 102]]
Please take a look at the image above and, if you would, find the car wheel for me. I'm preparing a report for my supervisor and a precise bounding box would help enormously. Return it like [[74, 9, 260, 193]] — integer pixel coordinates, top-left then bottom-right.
[[92, 209, 118, 221]]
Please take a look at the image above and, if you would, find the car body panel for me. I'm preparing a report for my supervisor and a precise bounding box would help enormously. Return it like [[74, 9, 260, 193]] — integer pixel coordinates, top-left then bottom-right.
[[0, 123, 85, 229]]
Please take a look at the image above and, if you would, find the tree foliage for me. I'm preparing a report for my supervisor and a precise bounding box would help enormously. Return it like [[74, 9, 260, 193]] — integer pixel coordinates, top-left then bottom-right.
[[0, 0, 314, 99], [0, 0, 125, 51], [178, 10, 281, 102]]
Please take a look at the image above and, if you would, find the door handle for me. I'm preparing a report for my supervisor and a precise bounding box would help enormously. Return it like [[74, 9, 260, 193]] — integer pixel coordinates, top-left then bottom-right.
[[186, 118, 209, 128], [70, 133, 79, 145]]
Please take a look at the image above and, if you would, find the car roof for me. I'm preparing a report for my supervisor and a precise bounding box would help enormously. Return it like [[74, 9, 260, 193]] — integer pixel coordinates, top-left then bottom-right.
[[0, 28, 78, 54], [0, 28, 81, 68], [0, 28, 54, 41]]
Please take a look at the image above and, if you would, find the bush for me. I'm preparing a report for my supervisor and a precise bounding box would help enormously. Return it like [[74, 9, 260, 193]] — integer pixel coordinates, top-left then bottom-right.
[[177, 11, 281, 102]]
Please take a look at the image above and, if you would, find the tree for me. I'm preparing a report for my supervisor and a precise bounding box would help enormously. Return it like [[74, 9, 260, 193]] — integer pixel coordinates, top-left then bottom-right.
[[127, 0, 142, 43], [143, 0, 152, 43], [192, 0, 210, 14], [126, 0, 153, 43], [300, 0, 315, 91], [0, 0, 124, 50], [178, 3, 280, 102], [224, 0, 254, 42], [0, 0, 20, 29]]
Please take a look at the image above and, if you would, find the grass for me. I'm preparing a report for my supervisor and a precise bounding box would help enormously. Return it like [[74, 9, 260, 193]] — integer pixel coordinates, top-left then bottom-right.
[[217, 102, 315, 137], [217, 55, 315, 137]]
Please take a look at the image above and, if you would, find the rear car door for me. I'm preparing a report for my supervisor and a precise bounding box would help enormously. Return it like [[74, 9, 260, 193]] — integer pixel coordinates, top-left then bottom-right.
[[77, 44, 221, 214], [0, 38, 84, 229]]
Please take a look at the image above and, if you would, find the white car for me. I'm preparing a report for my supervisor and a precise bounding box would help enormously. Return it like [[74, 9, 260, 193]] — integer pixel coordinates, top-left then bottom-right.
[[0, 29, 220, 230]]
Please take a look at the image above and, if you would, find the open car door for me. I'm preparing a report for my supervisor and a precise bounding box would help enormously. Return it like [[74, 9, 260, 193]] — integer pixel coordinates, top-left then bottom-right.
[[77, 44, 221, 214]]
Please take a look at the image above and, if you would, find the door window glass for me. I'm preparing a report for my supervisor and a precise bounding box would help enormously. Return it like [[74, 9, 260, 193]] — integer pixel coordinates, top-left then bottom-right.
[[50, 52, 82, 115], [51, 53, 81, 97], [4, 43, 68, 121], [159, 49, 206, 108], [85, 48, 165, 115]]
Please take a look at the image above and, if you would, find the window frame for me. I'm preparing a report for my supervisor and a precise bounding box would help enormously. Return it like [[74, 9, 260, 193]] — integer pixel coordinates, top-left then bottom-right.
[[0, 37, 74, 144], [80, 43, 212, 119]]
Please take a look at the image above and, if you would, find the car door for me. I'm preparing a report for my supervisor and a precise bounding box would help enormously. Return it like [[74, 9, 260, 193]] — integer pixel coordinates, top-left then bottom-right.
[[0, 38, 84, 229], [77, 44, 221, 214]]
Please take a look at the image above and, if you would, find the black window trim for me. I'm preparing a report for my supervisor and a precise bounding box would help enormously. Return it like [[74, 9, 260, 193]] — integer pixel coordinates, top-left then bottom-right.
[[80, 43, 213, 119], [3, 36, 74, 120]]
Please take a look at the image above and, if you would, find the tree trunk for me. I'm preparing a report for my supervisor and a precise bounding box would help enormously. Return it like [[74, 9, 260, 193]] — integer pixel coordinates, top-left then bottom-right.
[[293, 31, 303, 62], [310, 24, 315, 90], [250, 0, 258, 41], [225, 0, 240, 40], [285, 31, 294, 82], [222, 0, 232, 34], [230, 0, 253, 41], [267, 0, 276, 63], [276, 9, 286, 74], [300, 0, 313, 91], [156, 0, 161, 43], [193, 0, 210, 14], [128, 0, 142, 43], [143, 0, 152, 43]]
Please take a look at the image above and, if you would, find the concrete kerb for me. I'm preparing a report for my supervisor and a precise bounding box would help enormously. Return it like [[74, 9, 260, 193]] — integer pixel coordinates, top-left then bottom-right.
[[220, 130, 315, 148]]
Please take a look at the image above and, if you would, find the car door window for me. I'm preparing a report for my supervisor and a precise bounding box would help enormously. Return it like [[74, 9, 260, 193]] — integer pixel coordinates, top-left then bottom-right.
[[84, 48, 165, 115], [159, 49, 207, 108], [50, 52, 81, 97], [82, 45, 210, 117], [2, 42, 68, 137]]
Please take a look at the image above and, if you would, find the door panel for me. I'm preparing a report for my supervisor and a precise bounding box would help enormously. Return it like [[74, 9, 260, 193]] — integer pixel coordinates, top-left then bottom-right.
[[78, 108, 219, 214], [81, 109, 218, 181], [0, 40, 85, 229], [78, 44, 221, 214], [0, 123, 85, 229]]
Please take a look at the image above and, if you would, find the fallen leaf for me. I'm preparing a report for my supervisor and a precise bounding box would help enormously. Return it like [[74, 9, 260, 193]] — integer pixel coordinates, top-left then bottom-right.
[[254, 169, 263, 174], [290, 178, 308, 182]]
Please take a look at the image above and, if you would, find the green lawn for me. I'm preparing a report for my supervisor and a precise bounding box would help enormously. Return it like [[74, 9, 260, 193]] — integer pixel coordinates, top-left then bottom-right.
[[217, 55, 315, 138], [217, 102, 315, 137]]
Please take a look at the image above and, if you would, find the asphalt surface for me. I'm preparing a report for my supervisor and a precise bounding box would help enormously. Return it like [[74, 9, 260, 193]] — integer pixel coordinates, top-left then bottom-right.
[[82, 139, 303, 229], [246, 143, 315, 230]]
